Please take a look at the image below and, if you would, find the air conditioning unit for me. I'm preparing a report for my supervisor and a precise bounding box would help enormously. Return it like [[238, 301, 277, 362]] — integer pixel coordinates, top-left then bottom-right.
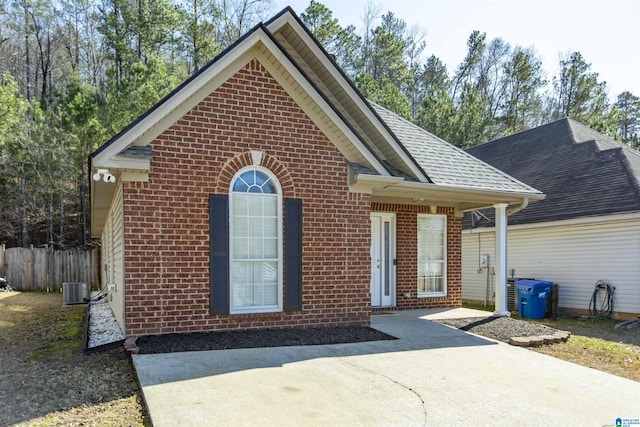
[[63, 282, 90, 305], [506, 279, 517, 311]]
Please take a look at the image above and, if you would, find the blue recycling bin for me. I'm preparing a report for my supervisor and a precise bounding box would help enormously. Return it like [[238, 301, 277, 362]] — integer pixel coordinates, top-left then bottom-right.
[[516, 279, 553, 319]]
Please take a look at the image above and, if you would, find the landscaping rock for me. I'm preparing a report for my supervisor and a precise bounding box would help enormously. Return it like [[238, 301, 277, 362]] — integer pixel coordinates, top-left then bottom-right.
[[540, 335, 562, 344], [509, 337, 532, 347], [554, 331, 571, 342]]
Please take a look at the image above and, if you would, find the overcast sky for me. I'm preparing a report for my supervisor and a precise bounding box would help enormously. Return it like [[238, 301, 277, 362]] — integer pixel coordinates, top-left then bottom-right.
[[272, 0, 640, 100]]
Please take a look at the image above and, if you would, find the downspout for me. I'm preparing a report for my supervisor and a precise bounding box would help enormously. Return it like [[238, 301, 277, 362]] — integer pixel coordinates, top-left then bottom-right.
[[507, 198, 528, 216], [460, 197, 530, 217]]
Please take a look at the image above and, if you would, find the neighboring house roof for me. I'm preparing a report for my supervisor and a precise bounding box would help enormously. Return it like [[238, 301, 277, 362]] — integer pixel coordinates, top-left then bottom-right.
[[90, 7, 544, 236], [464, 117, 640, 228]]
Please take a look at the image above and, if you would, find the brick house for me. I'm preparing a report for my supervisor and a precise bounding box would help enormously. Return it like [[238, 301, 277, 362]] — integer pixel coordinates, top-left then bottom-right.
[[90, 8, 543, 338]]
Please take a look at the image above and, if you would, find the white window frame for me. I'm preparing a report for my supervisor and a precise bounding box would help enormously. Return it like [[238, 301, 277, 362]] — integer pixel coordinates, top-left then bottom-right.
[[417, 214, 447, 297], [229, 166, 283, 314]]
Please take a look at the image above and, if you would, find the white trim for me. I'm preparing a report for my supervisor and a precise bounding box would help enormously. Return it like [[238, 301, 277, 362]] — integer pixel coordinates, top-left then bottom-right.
[[353, 174, 543, 206], [417, 214, 447, 298], [93, 25, 390, 176], [348, 170, 404, 194], [252, 40, 388, 175], [93, 33, 263, 165], [102, 156, 150, 170], [493, 203, 509, 317], [119, 172, 149, 183], [392, 180, 544, 202], [462, 211, 640, 235], [228, 166, 283, 314], [266, 14, 429, 183], [370, 212, 397, 307]]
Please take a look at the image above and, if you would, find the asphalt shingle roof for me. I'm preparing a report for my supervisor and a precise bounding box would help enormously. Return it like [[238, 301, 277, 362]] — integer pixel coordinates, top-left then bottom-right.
[[370, 102, 541, 195], [464, 118, 640, 227]]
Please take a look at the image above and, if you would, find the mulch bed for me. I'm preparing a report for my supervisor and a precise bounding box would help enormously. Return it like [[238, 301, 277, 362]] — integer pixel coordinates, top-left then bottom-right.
[[136, 326, 396, 354]]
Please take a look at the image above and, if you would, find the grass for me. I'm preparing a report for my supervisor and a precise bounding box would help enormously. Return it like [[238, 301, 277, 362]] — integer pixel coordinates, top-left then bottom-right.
[[1, 293, 637, 425], [27, 307, 84, 361], [462, 301, 640, 382], [533, 334, 640, 382], [533, 316, 640, 382], [0, 291, 149, 427]]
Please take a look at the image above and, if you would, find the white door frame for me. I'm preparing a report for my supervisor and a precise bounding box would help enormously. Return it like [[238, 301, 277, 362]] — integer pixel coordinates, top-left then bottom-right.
[[370, 212, 396, 307]]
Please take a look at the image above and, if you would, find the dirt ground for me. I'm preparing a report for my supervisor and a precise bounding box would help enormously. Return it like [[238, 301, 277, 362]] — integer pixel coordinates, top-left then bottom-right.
[[537, 316, 640, 346], [0, 292, 392, 426], [532, 316, 640, 382], [1, 292, 638, 426], [0, 292, 148, 427]]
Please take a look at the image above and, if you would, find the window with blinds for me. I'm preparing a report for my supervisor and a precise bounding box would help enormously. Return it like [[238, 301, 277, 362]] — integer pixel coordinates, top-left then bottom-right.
[[230, 168, 282, 313], [417, 214, 447, 297]]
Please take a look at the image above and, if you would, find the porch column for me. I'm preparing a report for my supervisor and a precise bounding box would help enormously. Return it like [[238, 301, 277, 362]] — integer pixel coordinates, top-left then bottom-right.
[[494, 203, 509, 316]]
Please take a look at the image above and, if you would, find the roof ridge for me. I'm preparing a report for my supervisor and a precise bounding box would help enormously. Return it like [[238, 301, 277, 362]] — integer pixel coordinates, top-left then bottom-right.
[[565, 118, 627, 153], [469, 118, 567, 149], [620, 148, 640, 199], [465, 118, 640, 224]]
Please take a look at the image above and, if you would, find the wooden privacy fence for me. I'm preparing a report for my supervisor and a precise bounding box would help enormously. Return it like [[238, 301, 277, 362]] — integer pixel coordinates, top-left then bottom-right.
[[0, 245, 100, 291]]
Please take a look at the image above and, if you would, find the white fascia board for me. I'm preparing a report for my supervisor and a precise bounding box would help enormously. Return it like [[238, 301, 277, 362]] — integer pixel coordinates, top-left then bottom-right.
[[386, 180, 545, 203], [100, 156, 151, 171], [462, 211, 640, 234], [93, 24, 389, 176], [254, 39, 389, 175], [349, 173, 404, 193], [266, 14, 428, 182], [119, 171, 149, 182], [92, 30, 270, 166]]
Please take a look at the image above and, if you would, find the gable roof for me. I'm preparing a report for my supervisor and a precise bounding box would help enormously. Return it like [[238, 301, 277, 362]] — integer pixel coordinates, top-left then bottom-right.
[[91, 16, 389, 176], [371, 103, 539, 193], [90, 7, 544, 236], [264, 10, 430, 182], [465, 117, 640, 227]]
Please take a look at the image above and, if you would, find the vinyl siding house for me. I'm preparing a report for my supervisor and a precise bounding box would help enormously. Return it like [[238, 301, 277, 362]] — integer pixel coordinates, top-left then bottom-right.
[[90, 8, 542, 338], [463, 118, 640, 318]]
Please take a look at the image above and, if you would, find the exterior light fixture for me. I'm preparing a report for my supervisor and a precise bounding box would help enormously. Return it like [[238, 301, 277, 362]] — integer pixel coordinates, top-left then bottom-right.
[[411, 198, 426, 203], [93, 169, 116, 183]]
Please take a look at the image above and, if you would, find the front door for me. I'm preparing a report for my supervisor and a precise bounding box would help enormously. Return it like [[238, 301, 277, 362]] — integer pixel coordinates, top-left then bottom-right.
[[370, 213, 396, 307]]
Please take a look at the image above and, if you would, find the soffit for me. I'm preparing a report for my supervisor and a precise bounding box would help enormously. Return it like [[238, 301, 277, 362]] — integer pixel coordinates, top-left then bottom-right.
[[268, 17, 428, 182]]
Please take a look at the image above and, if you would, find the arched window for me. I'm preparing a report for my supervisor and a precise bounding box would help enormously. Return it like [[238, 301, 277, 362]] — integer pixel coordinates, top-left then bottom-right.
[[229, 168, 282, 313]]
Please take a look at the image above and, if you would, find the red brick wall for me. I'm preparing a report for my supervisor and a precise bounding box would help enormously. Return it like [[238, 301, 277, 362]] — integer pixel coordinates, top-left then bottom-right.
[[371, 203, 462, 310], [122, 59, 371, 337]]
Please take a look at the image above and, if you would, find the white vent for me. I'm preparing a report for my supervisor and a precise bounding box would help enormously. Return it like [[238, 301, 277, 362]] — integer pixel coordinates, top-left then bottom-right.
[[63, 282, 89, 305]]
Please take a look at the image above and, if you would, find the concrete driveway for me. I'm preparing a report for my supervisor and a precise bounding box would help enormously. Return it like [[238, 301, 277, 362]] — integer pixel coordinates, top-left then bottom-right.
[[132, 309, 640, 426]]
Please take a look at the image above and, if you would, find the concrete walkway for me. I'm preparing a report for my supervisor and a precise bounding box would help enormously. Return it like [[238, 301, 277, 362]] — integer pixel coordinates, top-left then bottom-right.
[[132, 308, 640, 426]]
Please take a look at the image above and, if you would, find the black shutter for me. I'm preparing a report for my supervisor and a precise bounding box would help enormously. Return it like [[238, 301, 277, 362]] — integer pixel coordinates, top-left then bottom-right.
[[209, 194, 229, 314], [284, 198, 303, 311]]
